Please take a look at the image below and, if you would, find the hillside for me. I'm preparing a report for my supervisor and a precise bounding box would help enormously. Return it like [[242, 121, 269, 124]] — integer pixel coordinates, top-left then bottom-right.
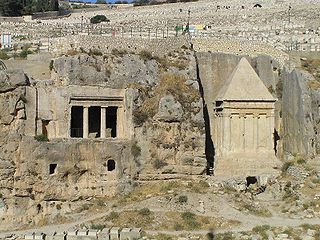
[[0, 0, 58, 17]]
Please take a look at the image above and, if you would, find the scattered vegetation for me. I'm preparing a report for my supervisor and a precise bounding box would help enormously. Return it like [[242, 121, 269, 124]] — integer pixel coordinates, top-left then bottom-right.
[[252, 225, 271, 239], [133, 0, 198, 7], [301, 58, 320, 82], [138, 50, 189, 70], [90, 223, 106, 230], [138, 208, 151, 216], [282, 161, 294, 173], [152, 159, 168, 169], [133, 73, 199, 125], [66, 49, 79, 56], [178, 195, 188, 204], [131, 141, 141, 158], [89, 48, 103, 56], [111, 48, 128, 57], [308, 80, 320, 90], [0, 50, 10, 60], [186, 180, 210, 193], [34, 134, 49, 142], [105, 211, 119, 221]]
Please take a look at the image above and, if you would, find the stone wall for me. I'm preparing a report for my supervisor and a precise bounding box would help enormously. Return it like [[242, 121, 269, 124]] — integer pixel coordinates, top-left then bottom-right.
[[50, 35, 191, 56]]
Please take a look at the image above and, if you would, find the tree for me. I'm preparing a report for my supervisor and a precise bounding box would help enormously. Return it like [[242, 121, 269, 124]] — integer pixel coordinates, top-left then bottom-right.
[[0, 0, 23, 16], [90, 15, 109, 24], [0, 0, 59, 16], [96, 0, 106, 4]]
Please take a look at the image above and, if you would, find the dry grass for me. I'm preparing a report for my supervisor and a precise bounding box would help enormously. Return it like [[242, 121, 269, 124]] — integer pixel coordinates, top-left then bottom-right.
[[134, 73, 200, 124], [156, 211, 240, 231], [301, 58, 320, 82], [91, 209, 239, 231], [308, 80, 320, 89], [118, 181, 182, 205]]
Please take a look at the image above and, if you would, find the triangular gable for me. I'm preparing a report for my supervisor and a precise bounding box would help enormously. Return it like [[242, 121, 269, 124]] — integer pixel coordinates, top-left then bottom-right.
[[216, 58, 276, 101]]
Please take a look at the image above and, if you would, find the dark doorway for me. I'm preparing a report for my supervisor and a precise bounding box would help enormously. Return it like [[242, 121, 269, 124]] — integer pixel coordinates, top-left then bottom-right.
[[246, 176, 257, 187], [49, 164, 57, 175], [42, 120, 50, 137], [36, 204, 42, 214], [89, 106, 101, 138], [71, 106, 83, 138], [107, 159, 116, 171], [106, 107, 117, 138], [274, 129, 280, 155]]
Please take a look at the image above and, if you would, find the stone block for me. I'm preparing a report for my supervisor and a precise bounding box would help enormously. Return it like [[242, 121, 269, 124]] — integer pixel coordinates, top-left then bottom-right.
[[24, 233, 34, 240], [130, 228, 141, 240], [110, 227, 120, 240], [88, 230, 98, 237], [119, 228, 131, 240], [99, 228, 110, 240], [78, 230, 88, 236], [34, 233, 45, 240], [46, 232, 66, 240], [67, 230, 78, 240]]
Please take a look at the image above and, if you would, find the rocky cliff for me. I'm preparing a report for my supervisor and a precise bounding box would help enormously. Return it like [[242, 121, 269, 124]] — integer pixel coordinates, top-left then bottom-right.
[[0, 48, 319, 230]]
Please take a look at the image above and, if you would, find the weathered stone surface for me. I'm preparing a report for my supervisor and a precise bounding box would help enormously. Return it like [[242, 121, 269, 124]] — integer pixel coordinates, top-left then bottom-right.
[[0, 70, 28, 93], [282, 69, 318, 157], [156, 95, 183, 122]]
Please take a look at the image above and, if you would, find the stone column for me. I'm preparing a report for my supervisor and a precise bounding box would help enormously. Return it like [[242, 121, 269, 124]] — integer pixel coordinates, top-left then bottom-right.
[[100, 107, 106, 138], [116, 106, 124, 138], [253, 115, 258, 151], [83, 106, 89, 138], [222, 114, 231, 155], [268, 114, 274, 151]]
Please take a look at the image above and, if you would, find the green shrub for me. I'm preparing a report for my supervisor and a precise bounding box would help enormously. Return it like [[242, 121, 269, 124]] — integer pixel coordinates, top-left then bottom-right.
[[297, 158, 306, 165], [90, 223, 106, 230], [181, 211, 200, 229], [181, 211, 195, 220], [19, 49, 28, 59], [0, 50, 9, 60], [152, 159, 168, 169], [138, 207, 151, 216], [282, 161, 294, 173], [90, 15, 110, 24], [252, 225, 271, 239], [34, 134, 49, 142], [178, 195, 188, 204], [106, 211, 119, 220]]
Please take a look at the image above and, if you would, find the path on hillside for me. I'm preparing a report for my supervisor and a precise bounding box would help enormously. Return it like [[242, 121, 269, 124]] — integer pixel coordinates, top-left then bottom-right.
[[0, 195, 319, 238]]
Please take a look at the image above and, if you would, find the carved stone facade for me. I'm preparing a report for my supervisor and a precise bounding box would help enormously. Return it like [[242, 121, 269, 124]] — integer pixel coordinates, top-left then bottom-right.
[[24, 85, 134, 140], [213, 58, 280, 176]]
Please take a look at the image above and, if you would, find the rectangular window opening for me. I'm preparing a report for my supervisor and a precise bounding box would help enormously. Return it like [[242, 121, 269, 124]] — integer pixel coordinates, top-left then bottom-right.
[[49, 164, 57, 175], [89, 106, 101, 138], [71, 106, 83, 138], [106, 107, 118, 138]]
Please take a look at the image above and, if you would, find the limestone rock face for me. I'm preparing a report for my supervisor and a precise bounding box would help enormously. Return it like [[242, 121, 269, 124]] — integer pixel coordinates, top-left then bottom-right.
[[282, 69, 319, 157], [0, 50, 207, 228], [0, 70, 28, 93], [156, 95, 183, 122]]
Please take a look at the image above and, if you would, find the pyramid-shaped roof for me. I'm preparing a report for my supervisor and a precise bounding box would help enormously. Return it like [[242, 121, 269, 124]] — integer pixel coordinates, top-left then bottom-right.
[[216, 58, 276, 101]]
